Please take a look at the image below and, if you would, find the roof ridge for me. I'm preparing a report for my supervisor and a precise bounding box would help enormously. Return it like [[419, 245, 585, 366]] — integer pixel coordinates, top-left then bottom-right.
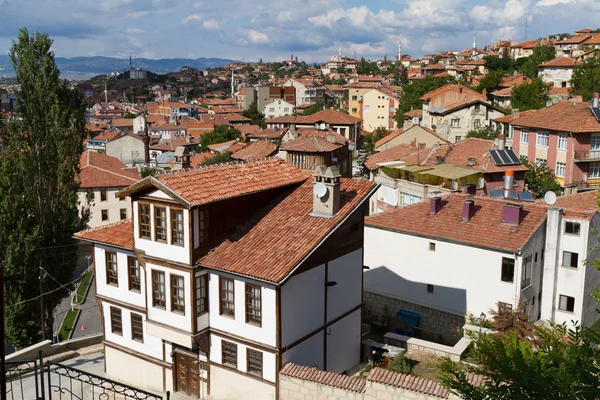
[[84, 164, 140, 182], [75, 218, 132, 236]]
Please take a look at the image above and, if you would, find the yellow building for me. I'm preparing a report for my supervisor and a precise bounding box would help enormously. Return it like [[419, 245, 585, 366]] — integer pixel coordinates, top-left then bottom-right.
[[345, 82, 381, 119]]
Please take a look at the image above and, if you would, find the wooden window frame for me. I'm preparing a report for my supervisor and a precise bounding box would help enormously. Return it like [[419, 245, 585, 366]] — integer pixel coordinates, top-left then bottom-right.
[[198, 208, 210, 245], [152, 270, 166, 309], [196, 274, 208, 316], [171, 274, 185, 314], [120, 208, 127, 220], [219, 277, 235, 318], [128, 256, 141, 292], [131, 312, 144, 342], [100, 189, 107, 202], [246, 349, 263, 378], [245, 283, 262, 326], [110, 306, 122, 335], [105, 251, 118, 286], [154, 206, 167, 243], [139, 203, 151, 239], [501, 257, 515, 283], [221, 340, 237, 368], [565, 221, 580, 235], [170, 209, 184, 246], [558, 295, 575, 312]]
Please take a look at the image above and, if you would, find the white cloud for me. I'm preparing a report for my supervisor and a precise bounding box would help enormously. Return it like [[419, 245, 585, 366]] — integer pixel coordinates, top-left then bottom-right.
[[246, 29, 269, 44], [470, 0, 529, 28], [536, 0, 574, 6], [182, 13, 202, 24], [126, 28, 146, 34]]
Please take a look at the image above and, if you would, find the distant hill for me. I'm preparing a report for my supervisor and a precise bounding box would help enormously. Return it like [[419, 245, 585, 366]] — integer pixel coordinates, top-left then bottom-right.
[[0, 55, 237, 79]]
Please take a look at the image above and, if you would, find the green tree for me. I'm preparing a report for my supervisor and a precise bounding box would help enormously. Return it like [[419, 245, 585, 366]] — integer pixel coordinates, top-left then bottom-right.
[[199, 151, 232, 166], [571, 56, 600, 101], [393, 75, 456, 126], [242, 101, 266, 128], [511, 78, 548, 111], [519, 45, 556, 78], [466, 126, 499, 140], [298, 101, 323, 116], [363, 127, 390, 155], [520, 158, 563, 198], [1, 28, 88, 348], [259, 58, 263, 64], [476, 70, 505, 98], [197, 125, 241, 152]]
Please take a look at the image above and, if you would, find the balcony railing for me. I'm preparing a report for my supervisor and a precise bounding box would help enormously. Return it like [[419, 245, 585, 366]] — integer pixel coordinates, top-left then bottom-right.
[[574, 150, 600, 162]]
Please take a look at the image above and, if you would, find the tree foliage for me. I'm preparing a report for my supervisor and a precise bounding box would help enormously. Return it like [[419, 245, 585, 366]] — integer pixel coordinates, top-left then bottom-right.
[[483, 55, 516, 72], [363, 127, 390, 155], [393, 75, 456, 126], [298, 101, 323, 116], [356, 57, 380, 75], [242, 101, 266, 128], [511, 78, 549, 111], [476, 70, 505, 98], [197, 125, 241, 152], [466, 126, 499, 140], [0, 28, 88, 348], [571, 56, 600, 101], [198, 151, 232, 167], [519, 45, 556, 78], [520, 157, 563, 198]]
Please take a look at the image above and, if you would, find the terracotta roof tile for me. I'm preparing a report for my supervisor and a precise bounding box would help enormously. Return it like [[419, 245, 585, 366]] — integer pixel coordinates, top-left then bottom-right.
[[296, 128, 351, 145], [199, 178, 375, 283], [367, 368, 450, 398], [499, 74, 529, 88], [231, 141, 277, 161], [365, 143, 421, 170], [376, 129, 404, 148], [510, 101, 600, 133], [280, 135, 343, 153], [280, 363, 365, 393], [74, 219, 134, 250], [78, 151, 141, 188], [365, 194, 547, 252], [420, 84, 485, 102], [539, 57, 580, 68], [268, 109, 361, 125]]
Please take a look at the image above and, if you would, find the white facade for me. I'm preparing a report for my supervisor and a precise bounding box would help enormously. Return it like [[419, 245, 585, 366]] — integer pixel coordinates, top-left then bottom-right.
[[283, 79, 316, 105], [539, 66, 574, 88], [79, 187, 131, 228], [263, 99, 295, 119], [105, 134, 146, 167]]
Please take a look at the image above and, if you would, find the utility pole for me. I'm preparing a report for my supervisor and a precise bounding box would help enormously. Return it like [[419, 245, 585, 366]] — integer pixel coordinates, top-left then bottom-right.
[[39, 263, 45, 341], [1, 260, 6, 400]]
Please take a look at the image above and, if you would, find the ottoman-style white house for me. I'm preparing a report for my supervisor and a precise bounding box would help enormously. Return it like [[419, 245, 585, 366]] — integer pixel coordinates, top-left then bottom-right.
[[75, 158, 376, 399]]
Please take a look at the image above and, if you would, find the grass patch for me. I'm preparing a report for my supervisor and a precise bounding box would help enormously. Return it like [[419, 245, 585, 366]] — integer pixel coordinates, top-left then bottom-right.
[[73, 270, 93, 304], [58, 309, 80, 342]]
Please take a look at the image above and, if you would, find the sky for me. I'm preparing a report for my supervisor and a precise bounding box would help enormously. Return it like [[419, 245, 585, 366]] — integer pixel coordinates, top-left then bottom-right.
[[1, 0, 599, 63]]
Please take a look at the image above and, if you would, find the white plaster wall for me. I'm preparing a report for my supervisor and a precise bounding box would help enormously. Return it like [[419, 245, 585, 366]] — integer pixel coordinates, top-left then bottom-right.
[[79, 188, 131, 228], [583, 213, 600, 326], [94, 245, 145, 309], [105, 134, 146, 167], [210, 334, 277, 383], [326, 309, 361, 373], [281, 331, 324, 370], [208, 271, 277, 347], [364, 227, 525, 317], [540, 68, 573, 88], [263, 99, 295, 119], [281, 264, 325, 347], [132, 198, 190, 265], [209, 364, 276, 400], [517, 224, 547, 321], [362, 90, 390, 132], [104, 346, 164, 394], [145, 262, 192, 332], [326, 249, 362, 322]]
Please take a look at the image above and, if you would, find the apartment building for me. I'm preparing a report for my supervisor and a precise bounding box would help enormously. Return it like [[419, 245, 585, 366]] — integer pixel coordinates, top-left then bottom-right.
[[344, 82, 381, 119], [263, 99, 295, 119], [283, 78, 317, 105], [538, 57, 579, 88], [75, 159, 376, 399], [360, 88, 400, 132]]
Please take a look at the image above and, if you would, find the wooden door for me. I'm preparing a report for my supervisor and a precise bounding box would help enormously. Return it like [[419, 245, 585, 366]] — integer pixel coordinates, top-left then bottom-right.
[[176, 353, 200, 398]]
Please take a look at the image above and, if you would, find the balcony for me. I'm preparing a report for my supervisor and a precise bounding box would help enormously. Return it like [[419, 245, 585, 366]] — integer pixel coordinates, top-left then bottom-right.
[[374, 174, 398, 189], [574, 150, 600, 162]]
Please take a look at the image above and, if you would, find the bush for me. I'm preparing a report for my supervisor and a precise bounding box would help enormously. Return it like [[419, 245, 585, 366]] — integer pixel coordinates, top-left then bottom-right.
[[388, 353, 411, 374]]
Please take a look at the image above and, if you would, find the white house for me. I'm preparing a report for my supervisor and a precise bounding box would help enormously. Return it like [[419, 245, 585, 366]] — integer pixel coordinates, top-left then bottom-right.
[[75, 159, 376, 399], [538, 57, 579, 88], [283, 78, 317, 105], [263, 99, 296, 119]]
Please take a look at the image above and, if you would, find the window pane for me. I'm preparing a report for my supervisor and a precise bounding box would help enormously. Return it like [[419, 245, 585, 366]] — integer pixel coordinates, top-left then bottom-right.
[[220, 277, 235, 317], [501, 257, 515, 282], [222, 341, 237, 368], [171, 210, 184, 245], [153, 271, 166, 308], [128, 256, 140, 292], [106, 251, 118, 286], [171, 275, 185, 313], [139, 204, 151, 239], [155, 207, 167, 242], [245, 284, 262, 326], [110, 307, 122, 335], [131, 313, 143, 342], [247, 349, 263, 377], [196, 275, 208, 315]]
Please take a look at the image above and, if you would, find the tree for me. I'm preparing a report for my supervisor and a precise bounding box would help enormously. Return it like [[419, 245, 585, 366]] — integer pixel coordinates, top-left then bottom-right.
[[197, 125, 241, 152], [520, 158, 563, 198], [242, 101, 266, 128], [489, 300, 534, 339], [511, 78, 548, 111], [298, 101, 323, 116], [393, 75, 456, 126], [199, 151, 232, 166], [466, 126, 499, 140], [571, 56, 600, 101], [363, 127, 390, 155], [476, 70, 505, 98], [1, 28, 88, 348], [259, 58, 263, 64], [519, 45, 556, 78]]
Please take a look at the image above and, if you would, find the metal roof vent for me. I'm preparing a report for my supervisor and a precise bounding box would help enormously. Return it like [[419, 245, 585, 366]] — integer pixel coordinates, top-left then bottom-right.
[[467, 158, 477, 166]]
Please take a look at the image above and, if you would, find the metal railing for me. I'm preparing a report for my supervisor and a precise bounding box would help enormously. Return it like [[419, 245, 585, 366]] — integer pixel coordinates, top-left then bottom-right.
[[5, 360, 41, 400], [573, 150, 600, 161]]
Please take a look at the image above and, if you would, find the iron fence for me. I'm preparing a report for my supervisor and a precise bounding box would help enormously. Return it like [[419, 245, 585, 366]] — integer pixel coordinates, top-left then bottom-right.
[[5, 359, 41, 400]]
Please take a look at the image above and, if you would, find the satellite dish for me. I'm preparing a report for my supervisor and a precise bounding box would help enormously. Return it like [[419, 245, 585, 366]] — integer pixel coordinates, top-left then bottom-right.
[[412, 117, 419, 124], [582, 172, 588, 182], [314, 123, 320, 130], [320, 123, 326, 130], [478, 177, 485, 188], [451, 180, 458, 190], [314, 182, 328, 198], [544, 191, 557, 206]]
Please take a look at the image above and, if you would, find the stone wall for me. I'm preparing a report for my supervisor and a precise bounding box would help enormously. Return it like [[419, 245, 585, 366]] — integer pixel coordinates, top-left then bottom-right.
[[363, 291, 466, 345]]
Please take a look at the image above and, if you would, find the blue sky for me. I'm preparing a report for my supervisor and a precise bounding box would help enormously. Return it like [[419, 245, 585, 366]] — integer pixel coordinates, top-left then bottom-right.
[[0, 0, 599, 62]]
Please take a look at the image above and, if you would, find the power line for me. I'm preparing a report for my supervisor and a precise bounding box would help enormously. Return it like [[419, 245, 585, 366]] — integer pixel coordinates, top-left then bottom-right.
[[5, 276, 81, 310]]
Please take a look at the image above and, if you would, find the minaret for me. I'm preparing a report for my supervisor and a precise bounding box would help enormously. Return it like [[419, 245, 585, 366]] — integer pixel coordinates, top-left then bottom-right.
[[398, 39, 402, 62], [338, 45, 342, 58], [129, 55, 133, 71], [472, 33, 477, 57], [104, 80, 108, 105], [231, 69, 234, 99]]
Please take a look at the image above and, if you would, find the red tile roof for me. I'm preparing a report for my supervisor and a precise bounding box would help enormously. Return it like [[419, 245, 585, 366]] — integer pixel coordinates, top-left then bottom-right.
[[404, 109, 423, 119], [556, 35, 591, 45], [280, 363, 365, 393], [268, 109, 361, 125], [365, 194, 547, 252], [420, 85, 484, 102], [247, 128, 287, 140], [189, 152, 214, 167], [79, 151, 141, 188], [199, 178, 375, 283], [493, 110, 536, 124], [237, 124, 262, 137], [94, 129, 122, 141], [296, 128, 351, 145], [74, 219, 134, 250], [230, 141, 277, 161], [367, 368, 449, 399], [280, 135, 343, 153], [365, 143, 421, 170], [499, 74, 529, 88], [539, 57, 580, 68], [376, 128, 404, 148], [510, 101, 600, 133]]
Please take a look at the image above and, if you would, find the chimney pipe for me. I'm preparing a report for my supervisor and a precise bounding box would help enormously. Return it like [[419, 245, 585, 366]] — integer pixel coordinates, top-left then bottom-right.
[[462, 200, 475, 222], [502, 204, 522, 226], [429, 197, 442, 216], [462, 185, 476, 195], [503, 170, 514, 198], [497, 134, 506, 151], [593, 93, 599, 108]]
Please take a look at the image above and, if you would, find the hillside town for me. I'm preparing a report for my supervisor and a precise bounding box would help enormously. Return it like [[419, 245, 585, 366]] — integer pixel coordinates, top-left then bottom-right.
[[2, 19, 600, 400]]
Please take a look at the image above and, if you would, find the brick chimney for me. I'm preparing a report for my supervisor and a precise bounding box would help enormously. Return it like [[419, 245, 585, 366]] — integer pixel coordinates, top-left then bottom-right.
[[511, 109, 520, 120], [462, 185, 476, 195], [311, 165, 341, 217], [462, 200, 475, 222], [502, 204, 522, 226], [430, 197, 442, 216]]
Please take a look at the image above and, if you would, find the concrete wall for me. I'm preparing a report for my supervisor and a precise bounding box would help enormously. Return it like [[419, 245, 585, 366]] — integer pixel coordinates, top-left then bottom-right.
[[362, 89, 392, 132], [264, 99, 295, 119], [105, 345, 164, 394], [79, 187, 130, 228], [105, 134, 146, 167], [210, 363, 276, 400], [6, 334, 103, 362]]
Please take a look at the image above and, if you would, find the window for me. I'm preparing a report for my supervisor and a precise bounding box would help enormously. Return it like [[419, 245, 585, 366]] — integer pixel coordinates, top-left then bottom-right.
[[198, 209, 209, 245], [536, 132, 549, 147], [110, 307, 122, 335], [451, 118, 460, 128], [521, 256, 532, 288], [247, 349, 263, 377], [473, 119, 481, 128], [520, 130, 529, 144], [245, 284, 262, 326], [171, 275, 185, 313], [196, 274, 208, 315], [427, 284, 434, 293], [364, 105, 370, 112], [105, 251, 118, 286], [558, 134, 568, 150], [120, 209, 127, 220], [535, 158, 546, 167], [559, 295, 575, 312], [221, 341, 237, 368], [454, 136, 462, 143], [154, 207, 167, 242], [269, 107, 275, 112], [351, 95, 357, 101], [556, 162, 566, 178], [152, 270, 166, 308], [100, 189, 107, 202], [220, 277, 235, 317], [351, 108, 357, 113], [131, 313, 143, 342], [501, 257, 515, 283], [283, 107, 289, 112], [498, 302, 513, 311], [101, 209, 108, 221], [507, 125, 514, 139], [592, 135, 600, 151], [429, 242, 436, 251], [591, 163, 600, 178], [565, 222, 580, 235], [562, 251, 578, 268], [139, 204, 151, 239], [171, 209, 184, 246], [128, 256, 141, 292]]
